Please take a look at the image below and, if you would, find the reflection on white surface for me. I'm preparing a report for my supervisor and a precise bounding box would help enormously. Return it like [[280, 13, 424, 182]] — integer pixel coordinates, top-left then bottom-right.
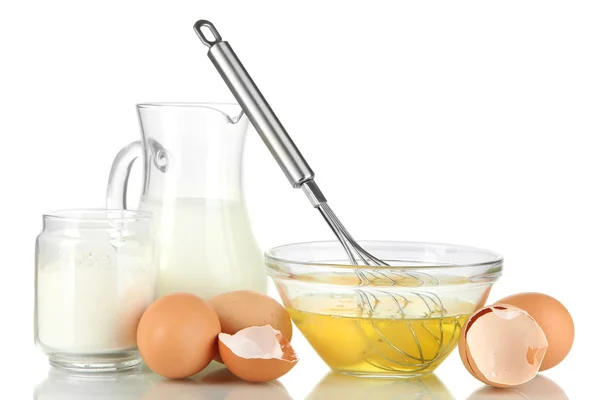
[[32, 363, 568, 400], [34, 367, 155, 399], [205, 368, 292, 399], [143, 367, 292, 400], [306, 372, 455, 400], [467, 375, 568, 400], [34, 364, 292, 400]]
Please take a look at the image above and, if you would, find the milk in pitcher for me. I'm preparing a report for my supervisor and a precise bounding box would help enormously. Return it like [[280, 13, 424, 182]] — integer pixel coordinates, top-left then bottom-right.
[[139, 197, 266, 298]]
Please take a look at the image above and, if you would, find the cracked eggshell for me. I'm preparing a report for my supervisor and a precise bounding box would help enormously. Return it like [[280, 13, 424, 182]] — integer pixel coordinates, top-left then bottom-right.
[[209, 291, 293, 362], [459, 305, 548, 388], [218, 325, 298, 383], [495, 293, 574, 371], [209, 291, 293, 341]]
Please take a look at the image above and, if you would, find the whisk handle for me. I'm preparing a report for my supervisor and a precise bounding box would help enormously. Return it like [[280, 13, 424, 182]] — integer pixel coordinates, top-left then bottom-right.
[[194, 20, 315, 188]]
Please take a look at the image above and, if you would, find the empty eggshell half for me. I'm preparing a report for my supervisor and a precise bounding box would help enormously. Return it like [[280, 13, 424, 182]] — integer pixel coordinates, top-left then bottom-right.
[[459, 304, 548, 388], [495, 292, 574, 371], [219, 325, 298, 383], [209, 290, 293, 363]]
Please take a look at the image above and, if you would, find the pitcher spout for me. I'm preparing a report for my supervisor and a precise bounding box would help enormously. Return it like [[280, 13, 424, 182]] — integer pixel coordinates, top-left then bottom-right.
[[227, 108, 245, 124], [137, 102, 244, 124]]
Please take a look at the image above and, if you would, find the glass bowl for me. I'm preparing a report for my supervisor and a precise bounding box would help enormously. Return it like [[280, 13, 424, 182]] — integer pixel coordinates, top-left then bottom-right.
[[265, 241, 503, 378]]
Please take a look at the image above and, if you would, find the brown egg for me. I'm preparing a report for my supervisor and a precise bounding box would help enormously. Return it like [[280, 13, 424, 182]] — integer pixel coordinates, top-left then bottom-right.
[[209, 290, 293, 361], [137, 293, 221, 379], [458, 305, 548, 388], [495, 293, 574, 371], [218, 325, 298, 383]]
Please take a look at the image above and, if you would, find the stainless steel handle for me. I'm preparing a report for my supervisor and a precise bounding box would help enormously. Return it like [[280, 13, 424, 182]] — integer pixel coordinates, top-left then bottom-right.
[[194, 20, 314, 189]]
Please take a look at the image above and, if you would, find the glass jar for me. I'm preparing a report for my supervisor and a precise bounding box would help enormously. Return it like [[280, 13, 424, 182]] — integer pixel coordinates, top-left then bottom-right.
[[34, 210, 157, 372]]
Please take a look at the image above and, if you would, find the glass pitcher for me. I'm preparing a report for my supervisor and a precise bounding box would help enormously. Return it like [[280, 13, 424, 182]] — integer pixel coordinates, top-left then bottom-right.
[[107, 102, 267, 298]]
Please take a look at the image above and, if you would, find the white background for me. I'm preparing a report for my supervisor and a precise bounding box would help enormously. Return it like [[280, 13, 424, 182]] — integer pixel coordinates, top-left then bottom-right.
[[1, 1, 598, 398]]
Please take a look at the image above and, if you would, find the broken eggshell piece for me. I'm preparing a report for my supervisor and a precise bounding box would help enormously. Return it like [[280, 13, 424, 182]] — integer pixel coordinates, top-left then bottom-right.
[[219, 325, 298, 383], [495, 292, 574, 371], [459, 304, 548, 388]]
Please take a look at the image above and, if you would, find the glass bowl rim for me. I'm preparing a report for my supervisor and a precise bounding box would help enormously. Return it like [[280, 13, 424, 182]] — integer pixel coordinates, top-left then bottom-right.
[[265, 240, 504, 271]]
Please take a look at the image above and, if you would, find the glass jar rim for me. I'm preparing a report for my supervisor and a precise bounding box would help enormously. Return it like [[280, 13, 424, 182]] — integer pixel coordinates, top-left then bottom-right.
[[43, 209, 152, 223], [265, 240, 504, 271], [136, 101, 238, 109]]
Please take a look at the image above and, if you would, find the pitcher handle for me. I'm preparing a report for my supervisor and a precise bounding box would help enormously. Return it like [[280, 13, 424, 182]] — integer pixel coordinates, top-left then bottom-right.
[[107, 141, 142, 209]]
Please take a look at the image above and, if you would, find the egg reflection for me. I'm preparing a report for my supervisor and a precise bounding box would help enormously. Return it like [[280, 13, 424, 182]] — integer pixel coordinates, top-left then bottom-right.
[[466, 375, 568, 400], [142, 367, 292, 400], [200, 367, 293, 400], [141, 379, 209, 400], [306, 372, 454, 400], [34, 367, 154, 400]]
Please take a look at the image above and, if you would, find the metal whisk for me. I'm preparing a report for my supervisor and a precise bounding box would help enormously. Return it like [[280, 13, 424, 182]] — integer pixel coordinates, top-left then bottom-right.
[[194, 21, 460, 375], [194, 20, 387, 267]]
